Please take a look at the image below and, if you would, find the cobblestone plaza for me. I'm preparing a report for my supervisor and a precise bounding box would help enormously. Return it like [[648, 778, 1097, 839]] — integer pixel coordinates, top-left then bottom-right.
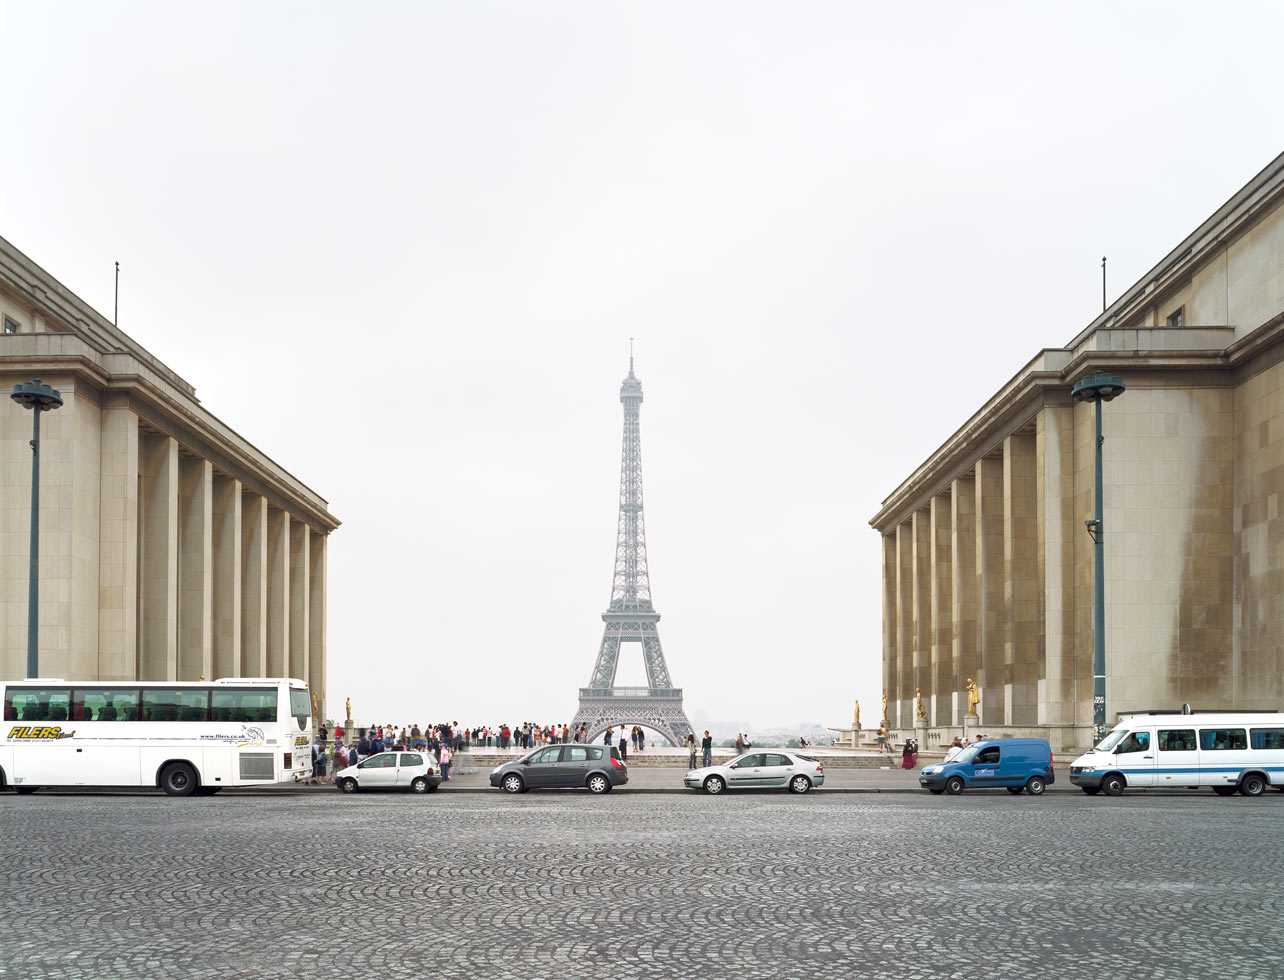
[[2, 789, 1281, 980]]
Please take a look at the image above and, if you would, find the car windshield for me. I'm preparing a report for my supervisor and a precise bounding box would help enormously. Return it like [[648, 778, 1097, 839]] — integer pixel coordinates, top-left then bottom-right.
[[1094, 729, 1129, 753], [953, 745, 982, 765]]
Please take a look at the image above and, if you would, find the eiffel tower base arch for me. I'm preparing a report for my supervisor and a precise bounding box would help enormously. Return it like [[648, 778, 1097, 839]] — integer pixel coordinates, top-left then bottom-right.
[[573, 689, 693, 747]]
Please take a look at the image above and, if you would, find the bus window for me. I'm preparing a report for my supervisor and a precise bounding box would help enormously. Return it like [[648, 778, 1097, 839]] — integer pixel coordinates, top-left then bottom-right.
[[1118, 731, 1150, 754], [1250, 728, 1284, 750], [142, 689, 210, 722], [1199, 728, 1247, 751], [212, 689, 277, 723], [1158, 729, 1195, 752], [73, 689, 140, 721], [289, 688, 310, 727], [4, 688, 72, 722]]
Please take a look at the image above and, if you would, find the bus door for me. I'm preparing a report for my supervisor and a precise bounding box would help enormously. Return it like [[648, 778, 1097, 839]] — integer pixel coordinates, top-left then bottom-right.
[[1114, 729, 1156, 787], [1155, 727, 1198, 787]]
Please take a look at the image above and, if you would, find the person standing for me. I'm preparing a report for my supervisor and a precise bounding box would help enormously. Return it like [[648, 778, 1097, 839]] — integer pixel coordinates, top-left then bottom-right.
[[701, 730, 713, 768], [686, 732, 697, 769], [618, 731, 628, 761], [439, 743, 453, 781], [638, 728, 645, 752], [603, 726, 613, 746], [943, 737, 964, 762], [901, 738, 918, 771]]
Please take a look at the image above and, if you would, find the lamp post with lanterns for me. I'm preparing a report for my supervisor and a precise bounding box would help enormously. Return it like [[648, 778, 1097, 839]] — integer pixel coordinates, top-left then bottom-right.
[[1070, 370, 1126, 744], [10, 378, 63, 678]]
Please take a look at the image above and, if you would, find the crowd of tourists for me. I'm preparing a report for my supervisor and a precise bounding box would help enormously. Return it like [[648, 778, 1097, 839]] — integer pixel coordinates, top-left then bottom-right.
[[304, 720, 659, 784]]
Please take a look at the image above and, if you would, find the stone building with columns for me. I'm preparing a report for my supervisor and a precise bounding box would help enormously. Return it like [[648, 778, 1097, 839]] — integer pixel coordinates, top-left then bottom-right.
[[0, 236, 339, 703], [871, 152, 1284, 752]]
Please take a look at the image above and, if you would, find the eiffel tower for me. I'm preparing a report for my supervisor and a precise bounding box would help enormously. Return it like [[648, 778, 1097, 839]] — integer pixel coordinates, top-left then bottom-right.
[[572, 357, 694, 747]]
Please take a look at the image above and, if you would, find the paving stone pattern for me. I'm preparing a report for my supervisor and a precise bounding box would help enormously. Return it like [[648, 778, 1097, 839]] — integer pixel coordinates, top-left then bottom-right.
[[2, 791, 1282, 980]]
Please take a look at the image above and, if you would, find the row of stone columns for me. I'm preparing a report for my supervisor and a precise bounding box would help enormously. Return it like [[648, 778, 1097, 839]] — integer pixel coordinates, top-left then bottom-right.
[[98, 404, 326, 696], [882, 413, 1077, 731]]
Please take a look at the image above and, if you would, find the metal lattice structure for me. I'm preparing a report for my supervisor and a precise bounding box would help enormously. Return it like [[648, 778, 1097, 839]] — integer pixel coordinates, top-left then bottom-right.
[[572, 359, 694, 747]]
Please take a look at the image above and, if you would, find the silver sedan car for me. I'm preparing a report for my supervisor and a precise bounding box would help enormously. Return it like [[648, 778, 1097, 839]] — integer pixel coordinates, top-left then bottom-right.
[[684, 751, 825, 795]]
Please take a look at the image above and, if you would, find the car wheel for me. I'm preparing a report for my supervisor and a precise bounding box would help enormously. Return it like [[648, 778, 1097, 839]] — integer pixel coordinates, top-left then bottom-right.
[[704, 775, 725, 795], [1212, 786, 1237, 796], [928, 787, 945, 795], [1081, 786, 1100, 796], [1101, 773, 1126, 796], [1239, 774, 1267, 797], [502, 774, 525, 794], [410, 777, 428, 794], [587, 774, 610, 794], [338, 778, 358, 794], [1025, 776, 1046, 796], [1006, 786, 1023, 795], [160, 763, 198, 797], [944, 776, 965, 796], [788, 775, 811, 795]]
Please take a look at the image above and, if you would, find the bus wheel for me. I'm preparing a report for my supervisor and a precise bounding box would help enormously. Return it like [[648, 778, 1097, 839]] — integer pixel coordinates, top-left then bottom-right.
[[1239, 773, 1267, 797], [1101, 774, 1126, 796], [161, 763, 198, 797]]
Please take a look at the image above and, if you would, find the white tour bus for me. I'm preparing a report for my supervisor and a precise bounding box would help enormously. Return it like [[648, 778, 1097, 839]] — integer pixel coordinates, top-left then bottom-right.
[[1, 677, 312, 796], [1070, 710, 1284, 797]]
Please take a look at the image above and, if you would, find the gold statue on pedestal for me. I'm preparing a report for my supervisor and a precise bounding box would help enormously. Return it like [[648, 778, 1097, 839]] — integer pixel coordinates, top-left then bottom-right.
[[965, 678, 981, 716], [853, 700, 860, 730], [311, 691, 319, 718], [881, 693, 887, 722], [915, 688, 926, 720], [346, 697, 352, 722]]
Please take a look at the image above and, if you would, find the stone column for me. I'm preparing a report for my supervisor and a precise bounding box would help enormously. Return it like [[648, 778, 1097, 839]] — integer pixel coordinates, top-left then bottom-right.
[[241, 492, 268, 676], [97, 397, 138, 680], [177, 457, 213, 681], [975, 453, 1004, 727], [1038, 404, 1076, 726], [912, 509, 931, 725], [895, 522, 914, 728], [289, 519, 310, 680], [308, 531, 327, 715], [951, 474, 978, 726], [930, 492, 953, 727], [211, 476, 241, 679], [1005, 432, 1039, 726], [139, 434, 178, 681], [266, 507, 289, 677], [881, 532, 898, 728]]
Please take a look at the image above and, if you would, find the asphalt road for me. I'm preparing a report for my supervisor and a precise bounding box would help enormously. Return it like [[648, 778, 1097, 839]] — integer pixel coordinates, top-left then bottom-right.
[[2, 788, 1281, 980]]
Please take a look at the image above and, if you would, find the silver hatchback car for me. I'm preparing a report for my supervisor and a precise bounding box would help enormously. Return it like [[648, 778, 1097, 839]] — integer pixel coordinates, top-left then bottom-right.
[[685, 751, 824, 794]]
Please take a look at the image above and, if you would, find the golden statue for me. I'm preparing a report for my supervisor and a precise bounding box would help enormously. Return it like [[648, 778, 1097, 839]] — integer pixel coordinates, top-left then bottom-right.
[[346, 697, 352, 721], [915, 688, 926, 720], [311, 691, 319, 718], [881, 693, 887, 721], [853, 700, 860, 730], [966, 677, 981, 716]]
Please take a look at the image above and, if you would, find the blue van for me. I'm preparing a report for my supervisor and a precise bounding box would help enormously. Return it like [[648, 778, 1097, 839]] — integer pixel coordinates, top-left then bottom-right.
[[919, 738, 1055, 796]]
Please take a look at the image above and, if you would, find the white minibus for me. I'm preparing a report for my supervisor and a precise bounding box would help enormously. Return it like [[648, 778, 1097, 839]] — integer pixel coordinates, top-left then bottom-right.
[[1, 677, 313, 795], [1070, 710, 1284, 797]]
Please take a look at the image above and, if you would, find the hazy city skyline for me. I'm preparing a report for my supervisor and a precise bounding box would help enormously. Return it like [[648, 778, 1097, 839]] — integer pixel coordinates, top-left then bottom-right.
[[4, 3, 1284, 731]]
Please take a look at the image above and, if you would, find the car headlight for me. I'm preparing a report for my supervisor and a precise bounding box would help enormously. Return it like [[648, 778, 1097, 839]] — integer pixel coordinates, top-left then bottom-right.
[[923, 766, 943, 775], [1076, 766, 1096, 774]]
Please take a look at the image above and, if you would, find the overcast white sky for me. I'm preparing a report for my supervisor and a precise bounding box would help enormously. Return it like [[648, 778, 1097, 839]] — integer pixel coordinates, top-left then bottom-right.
[[3, 2, 1283, 735]]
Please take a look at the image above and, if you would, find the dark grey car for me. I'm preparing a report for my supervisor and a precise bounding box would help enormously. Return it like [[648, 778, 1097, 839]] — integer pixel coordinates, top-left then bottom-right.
[[489, 744, 628, 794]]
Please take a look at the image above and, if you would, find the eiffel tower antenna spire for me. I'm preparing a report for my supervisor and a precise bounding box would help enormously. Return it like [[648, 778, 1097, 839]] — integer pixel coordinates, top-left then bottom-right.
[[572, 358, 694, 746]]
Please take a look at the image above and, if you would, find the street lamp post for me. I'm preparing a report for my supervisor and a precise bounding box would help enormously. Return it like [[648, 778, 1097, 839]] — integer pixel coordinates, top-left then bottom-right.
[[1070, 370, 1126, 744], [10, 378, 64, 678]]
